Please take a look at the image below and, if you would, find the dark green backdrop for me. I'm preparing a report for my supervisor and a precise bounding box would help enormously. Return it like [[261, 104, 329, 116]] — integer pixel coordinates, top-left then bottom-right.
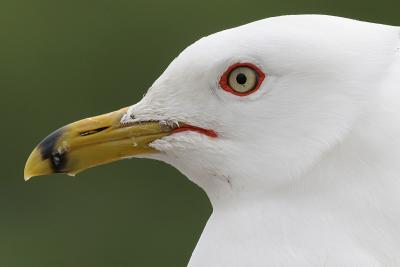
[[0, 0, 399, 266]]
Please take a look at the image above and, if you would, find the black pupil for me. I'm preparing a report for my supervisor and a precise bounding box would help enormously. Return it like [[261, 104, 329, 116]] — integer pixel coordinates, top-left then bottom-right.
[[236, 73, 247, 85]]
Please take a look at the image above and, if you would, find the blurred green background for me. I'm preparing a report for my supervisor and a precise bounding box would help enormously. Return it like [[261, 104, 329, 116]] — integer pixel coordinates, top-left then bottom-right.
[[0, 0, 399, 266]]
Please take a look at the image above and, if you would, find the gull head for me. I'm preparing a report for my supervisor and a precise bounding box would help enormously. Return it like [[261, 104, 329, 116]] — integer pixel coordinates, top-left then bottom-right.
[[24, 15, 398, 201]]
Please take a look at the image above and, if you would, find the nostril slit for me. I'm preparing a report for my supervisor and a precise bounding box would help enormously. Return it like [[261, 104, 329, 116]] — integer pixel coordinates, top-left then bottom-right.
[[80, 126, 109, 136], [130, 114, 135, 120]]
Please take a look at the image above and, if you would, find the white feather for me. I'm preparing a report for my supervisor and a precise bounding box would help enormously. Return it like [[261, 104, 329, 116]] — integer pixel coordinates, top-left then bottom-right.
[[128, 15, 400, 266]]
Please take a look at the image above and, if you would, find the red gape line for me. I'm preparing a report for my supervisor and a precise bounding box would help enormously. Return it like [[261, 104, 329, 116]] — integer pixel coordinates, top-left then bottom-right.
[[173, 124, 218, 138]]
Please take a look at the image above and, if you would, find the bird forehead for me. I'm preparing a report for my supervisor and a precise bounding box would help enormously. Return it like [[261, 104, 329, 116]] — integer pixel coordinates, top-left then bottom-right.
[[136, 15, 397, 115], [161, 15, 393, 80]]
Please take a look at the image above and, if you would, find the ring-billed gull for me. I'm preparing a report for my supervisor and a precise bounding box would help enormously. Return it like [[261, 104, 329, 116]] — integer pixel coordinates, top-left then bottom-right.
[[25, 15, 400, 266]]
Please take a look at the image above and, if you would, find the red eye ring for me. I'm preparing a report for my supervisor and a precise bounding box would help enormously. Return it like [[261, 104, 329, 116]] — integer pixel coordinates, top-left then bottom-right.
[[219, 63, 266, 96]]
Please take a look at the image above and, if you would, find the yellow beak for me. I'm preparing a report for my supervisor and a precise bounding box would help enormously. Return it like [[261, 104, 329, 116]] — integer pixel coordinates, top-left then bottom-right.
[[24, 107, 171, 180]]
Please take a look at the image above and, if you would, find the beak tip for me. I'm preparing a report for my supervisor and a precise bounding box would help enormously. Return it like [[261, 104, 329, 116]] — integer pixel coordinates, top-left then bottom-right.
[[24, 154, 34, 181], [24, 147, 52, 181], [24, 158, 35, 181]]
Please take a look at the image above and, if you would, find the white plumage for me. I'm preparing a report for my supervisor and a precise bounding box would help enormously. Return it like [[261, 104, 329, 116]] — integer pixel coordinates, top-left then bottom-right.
[[123, 15, 400, 266]]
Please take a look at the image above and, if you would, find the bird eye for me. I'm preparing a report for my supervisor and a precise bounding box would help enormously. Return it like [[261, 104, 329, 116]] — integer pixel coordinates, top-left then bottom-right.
[[219, 63, 265, 96]]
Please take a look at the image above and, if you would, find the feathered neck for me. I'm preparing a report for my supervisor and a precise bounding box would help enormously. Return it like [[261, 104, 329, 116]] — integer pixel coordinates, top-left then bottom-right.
[[188, 54, 400, 267]]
